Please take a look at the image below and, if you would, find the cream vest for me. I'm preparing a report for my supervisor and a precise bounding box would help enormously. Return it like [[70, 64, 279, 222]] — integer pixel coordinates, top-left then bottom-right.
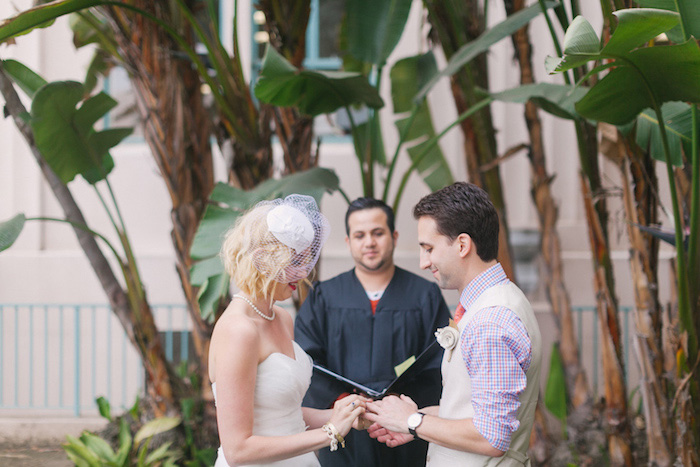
[[426, 283, 542, 467]]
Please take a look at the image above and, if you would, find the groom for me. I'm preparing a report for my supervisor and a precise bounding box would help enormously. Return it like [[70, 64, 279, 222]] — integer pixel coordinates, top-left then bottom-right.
[[365, 182, 542, 466]]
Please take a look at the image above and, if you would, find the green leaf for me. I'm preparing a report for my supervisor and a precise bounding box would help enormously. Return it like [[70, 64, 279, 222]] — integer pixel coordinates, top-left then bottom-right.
[[190, 205, 240, 260], [0, 0, 109, 43], [83, 49, 114, 95], [254, 46, 383, 117], [29, 81, 132, 184], [676, 0, 700, 40], [575, 40, 700, 125], [145, 442, 178, 465], [544, 343, 568, 422], [114, 420, 131, 466], [391, 53, 453, 191], [562, 15, 601, 55], [635, 102, 690, 166], [352, 117, 386, 167], [134, 416, 181, 446], [415, 1, 557, 102], [196, 273, 229, 322], [190, 256, 225, 286], [80, 432, 117, 462], [62, 435, 102, 467], [635, 0, 678, 7], [345, 0, 413, 66], [601, 9, 679, 56], [117, 417, 133, 455], [634, 1, 685, 43], [250, 167, 340, 206], [491, 83, 589, 120], [0, 214, 26, 253], [128, 396, 140, 419], [0, 59, 47, 98], [95, 396, 112, 421]]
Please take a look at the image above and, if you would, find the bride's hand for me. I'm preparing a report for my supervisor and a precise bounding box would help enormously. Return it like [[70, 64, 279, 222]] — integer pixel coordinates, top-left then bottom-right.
[[328, 395, 367, 437]]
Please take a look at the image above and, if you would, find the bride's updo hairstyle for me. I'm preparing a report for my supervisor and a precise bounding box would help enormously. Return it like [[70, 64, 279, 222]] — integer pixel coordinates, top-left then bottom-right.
[[221, 194, 330, 300]]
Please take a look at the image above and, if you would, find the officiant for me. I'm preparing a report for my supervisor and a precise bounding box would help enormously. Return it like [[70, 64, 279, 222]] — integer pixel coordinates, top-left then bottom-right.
[[295, 198, 450, 467]]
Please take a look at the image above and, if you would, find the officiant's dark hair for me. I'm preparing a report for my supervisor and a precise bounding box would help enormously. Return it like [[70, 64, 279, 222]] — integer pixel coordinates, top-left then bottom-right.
[[413, 182, 499, 262], [345, 198, 395, 235]]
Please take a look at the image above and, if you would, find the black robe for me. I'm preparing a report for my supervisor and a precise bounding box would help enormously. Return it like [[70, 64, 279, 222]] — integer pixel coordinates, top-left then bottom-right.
[[295, 267, 450, 467]]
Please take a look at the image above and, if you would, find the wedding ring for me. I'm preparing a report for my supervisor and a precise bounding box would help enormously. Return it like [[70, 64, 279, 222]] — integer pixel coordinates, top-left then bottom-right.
[[351, 401, 356, 407]]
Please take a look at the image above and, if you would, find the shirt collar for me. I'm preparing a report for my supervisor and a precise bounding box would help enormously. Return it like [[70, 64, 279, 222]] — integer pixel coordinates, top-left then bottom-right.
[[459, 263, 509, 311]]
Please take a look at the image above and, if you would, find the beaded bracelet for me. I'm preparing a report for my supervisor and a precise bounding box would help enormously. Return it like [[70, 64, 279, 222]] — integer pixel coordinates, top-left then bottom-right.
[[321, 423, 346, 451]]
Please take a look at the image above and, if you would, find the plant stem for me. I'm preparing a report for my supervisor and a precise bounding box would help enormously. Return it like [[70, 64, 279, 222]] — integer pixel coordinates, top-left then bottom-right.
[[26, 216, 123, 264], [382, 105, 419, 202], [654, 105, 697, 361]]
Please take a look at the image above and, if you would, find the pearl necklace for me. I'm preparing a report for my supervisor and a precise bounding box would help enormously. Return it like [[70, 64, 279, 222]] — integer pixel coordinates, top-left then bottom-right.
[[233, 294, 275, 321]]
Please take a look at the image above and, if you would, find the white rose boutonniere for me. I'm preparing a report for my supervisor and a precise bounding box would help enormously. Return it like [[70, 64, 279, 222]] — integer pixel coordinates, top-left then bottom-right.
[[435, 320, 460, 361]]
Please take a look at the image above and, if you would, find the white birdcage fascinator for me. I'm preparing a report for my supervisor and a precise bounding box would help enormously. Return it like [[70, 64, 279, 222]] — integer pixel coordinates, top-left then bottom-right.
[[246, 194, 330, 283]]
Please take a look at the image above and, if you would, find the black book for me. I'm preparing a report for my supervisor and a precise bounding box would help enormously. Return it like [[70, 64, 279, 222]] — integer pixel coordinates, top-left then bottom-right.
[[311, 340, 440, 399]]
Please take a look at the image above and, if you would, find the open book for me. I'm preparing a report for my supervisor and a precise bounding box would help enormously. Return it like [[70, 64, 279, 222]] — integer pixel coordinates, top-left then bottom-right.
[[311, 340, 440, 399]]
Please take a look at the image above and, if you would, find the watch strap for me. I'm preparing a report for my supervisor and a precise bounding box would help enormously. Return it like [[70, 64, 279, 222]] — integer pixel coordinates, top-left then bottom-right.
[[408, 412, 425, 437]]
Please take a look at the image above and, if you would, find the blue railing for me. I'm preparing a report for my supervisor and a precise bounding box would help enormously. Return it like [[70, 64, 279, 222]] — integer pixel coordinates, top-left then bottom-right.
[[0, 303, 189, 416], [0, 304, 637, 417]]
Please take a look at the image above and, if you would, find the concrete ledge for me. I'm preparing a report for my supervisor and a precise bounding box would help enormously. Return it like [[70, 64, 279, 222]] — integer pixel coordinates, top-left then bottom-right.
[[0, 417, 107, 445]]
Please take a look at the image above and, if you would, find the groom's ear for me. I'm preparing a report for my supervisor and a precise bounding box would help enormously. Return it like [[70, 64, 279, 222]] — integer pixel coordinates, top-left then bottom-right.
[[456, 233, 471, 258]]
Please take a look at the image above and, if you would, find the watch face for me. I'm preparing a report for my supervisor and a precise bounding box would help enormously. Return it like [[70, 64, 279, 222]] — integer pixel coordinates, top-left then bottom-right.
[[407, 412, 423, 429]]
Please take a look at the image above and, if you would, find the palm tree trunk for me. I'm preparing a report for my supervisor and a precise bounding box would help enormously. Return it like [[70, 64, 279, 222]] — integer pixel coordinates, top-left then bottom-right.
[[580, 172, 632, 465], [423, 0, 516, 280], [504, 0, 590, 411], [0, 64, 179, 416], [598, 125, 673, 464], [101, 0, 217, 435]]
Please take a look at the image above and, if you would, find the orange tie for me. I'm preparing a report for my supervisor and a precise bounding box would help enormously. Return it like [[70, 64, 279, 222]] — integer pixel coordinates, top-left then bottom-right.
[[454, 303, 466, 323]]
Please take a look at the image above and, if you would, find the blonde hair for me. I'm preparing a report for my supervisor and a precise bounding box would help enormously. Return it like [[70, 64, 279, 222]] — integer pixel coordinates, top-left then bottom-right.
[[220, 204, 314, 300]]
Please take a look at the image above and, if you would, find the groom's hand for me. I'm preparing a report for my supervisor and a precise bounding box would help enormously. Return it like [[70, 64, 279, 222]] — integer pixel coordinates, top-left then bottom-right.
[[367, 423, 414, 447]]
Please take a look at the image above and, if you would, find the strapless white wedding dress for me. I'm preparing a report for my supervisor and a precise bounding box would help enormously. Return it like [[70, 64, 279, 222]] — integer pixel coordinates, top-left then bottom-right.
[[213, 341, 321, 467]]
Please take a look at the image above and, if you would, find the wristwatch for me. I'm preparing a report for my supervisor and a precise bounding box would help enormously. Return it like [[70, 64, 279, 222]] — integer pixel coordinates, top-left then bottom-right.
[[407, 412, 425, 437]]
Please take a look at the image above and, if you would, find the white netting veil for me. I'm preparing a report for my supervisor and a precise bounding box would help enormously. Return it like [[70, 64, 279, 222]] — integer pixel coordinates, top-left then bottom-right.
[[247, 194, 330, 283]]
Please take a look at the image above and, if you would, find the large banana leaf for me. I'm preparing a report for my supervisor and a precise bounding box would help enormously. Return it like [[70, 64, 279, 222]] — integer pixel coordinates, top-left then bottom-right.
[[190, 168, 340, 320], [0, 0, 107, 43], [344, 0, 413, 67], [390, 52, 453, 192], [29, 81, 132, 184], [546, 10, 700, 134], [415, 1, 557, 102], [254, 46, 383, 117]]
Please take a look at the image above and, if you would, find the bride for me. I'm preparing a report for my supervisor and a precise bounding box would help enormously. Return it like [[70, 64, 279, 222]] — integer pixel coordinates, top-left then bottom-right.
[[209, 195, 367, 466]]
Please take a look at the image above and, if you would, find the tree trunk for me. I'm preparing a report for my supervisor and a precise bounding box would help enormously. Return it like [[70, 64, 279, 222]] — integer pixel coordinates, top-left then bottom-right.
[[504, 0, 590, 412], [598, 125, 672, 464], [423, 0, 515, 279], [0, 63, 179, 416], [580, 172, 632, 466], [101, 0, 217, 435]]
